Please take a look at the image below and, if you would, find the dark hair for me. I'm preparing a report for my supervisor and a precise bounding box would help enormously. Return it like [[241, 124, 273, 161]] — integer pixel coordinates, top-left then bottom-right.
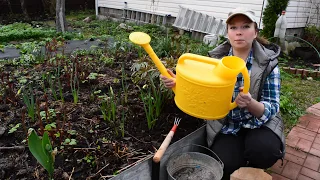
[[254, 23, 270, 46]]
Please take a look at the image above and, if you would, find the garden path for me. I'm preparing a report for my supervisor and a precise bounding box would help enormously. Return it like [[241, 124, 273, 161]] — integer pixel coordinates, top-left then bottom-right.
[[270, 103, 320, 179]]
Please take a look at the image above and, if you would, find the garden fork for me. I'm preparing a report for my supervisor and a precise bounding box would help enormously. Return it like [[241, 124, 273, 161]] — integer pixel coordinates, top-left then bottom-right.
[[153, 117, 182, 163]]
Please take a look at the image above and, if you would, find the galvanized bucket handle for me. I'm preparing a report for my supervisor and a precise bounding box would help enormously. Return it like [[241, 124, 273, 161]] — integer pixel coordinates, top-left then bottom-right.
[[167, 143, 224, 168]]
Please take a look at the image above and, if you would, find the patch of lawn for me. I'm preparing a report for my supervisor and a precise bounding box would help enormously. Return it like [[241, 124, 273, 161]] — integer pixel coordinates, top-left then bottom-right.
[[280, 69, 320, 134]]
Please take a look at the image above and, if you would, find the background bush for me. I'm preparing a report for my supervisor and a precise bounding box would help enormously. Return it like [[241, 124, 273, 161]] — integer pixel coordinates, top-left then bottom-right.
[[261, 0, 290, 38], [304, 25, 320, 50]]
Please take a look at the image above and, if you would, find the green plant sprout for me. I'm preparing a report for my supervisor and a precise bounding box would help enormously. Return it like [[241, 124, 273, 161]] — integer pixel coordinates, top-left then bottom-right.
[[55, 64, 65, 102], [82, 154, 96, 167], [40, 109, 56, 122], [149, 76, 164, 118], [28, 129, 56, 180], [100, 86, 117, 122], [8, 123, 21, 134], [120, 109, 125, 137], [23, 85, 36, 122], [47, 73, 58, 101], [63, 138, 77, 145], [139, 76, 166, 129], [70, 62, 79, 104], [67, 129, 77, 135], [44, 122, 56, 131], [87, 72, 98, 80], [100, 96, 110, 122], [121, 66, 129, 104], [140, 87, 157, 130]]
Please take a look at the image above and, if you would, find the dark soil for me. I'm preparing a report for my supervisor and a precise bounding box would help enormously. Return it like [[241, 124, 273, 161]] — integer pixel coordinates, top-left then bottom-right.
[[0, 41, 204, 179]]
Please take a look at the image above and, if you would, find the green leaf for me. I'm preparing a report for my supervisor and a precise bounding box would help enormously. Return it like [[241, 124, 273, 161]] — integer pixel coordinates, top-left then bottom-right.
[[64, 138, 71, 144], [28, 130, 54, 178], [8, 123, 21, 134], [44, 124, 52, 131], [94, 90, 101, 95], [18, 77, 28, 84], [67, 130, 77, 135], [48, 122, 56, 128], [54, 132, 60, 138], [69, 139, 77, 145], [88, 73, 98, 80]]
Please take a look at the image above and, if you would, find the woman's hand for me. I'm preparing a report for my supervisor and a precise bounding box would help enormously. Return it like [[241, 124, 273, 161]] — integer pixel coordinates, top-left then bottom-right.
[[235, 87, 252, 108], [235, 87, 265, 118], [160, 69, 176, 88]]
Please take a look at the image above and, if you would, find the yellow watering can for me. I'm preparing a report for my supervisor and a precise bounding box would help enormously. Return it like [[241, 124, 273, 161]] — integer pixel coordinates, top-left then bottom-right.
[[129, 32, 250, 120]]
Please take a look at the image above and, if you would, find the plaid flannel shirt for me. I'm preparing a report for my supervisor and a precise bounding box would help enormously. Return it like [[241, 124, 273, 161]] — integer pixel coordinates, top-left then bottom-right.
[[221, 48, 281, 135]]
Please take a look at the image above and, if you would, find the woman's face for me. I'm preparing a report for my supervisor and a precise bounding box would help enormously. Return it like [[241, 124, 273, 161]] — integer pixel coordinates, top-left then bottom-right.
[[227, 15, 257, 51]]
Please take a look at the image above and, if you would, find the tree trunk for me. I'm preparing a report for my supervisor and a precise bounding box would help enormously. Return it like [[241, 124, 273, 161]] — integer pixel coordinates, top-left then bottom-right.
[[56, 0, 66, 33], [19, 0, 29, 20]]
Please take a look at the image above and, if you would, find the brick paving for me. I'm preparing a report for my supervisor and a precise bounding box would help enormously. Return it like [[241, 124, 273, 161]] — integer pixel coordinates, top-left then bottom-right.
[[270, 103, 320, 179]]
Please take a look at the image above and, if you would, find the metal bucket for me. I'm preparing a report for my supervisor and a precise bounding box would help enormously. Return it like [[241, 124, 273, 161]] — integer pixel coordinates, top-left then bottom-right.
[[166, 144, 223, 180]]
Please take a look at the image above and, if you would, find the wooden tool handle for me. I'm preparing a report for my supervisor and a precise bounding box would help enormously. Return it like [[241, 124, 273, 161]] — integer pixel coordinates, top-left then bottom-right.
[[153, 130, 175, 163]]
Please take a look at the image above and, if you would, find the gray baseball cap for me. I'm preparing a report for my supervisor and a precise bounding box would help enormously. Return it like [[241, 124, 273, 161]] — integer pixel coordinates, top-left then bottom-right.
[[226, 7, 257, 24]]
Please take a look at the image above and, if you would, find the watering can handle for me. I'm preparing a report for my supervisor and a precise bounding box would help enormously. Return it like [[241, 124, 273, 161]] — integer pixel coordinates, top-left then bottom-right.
[[229, 67, 250, 110], [178, 53, 219, 66]]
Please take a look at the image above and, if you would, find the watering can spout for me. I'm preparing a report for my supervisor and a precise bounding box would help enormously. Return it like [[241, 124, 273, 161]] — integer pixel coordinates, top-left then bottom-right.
[[129, 32, 176, 93]]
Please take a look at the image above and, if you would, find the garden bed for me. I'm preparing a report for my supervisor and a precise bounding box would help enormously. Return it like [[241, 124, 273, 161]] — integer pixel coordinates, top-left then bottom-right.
[[0, 37, 205, 179]]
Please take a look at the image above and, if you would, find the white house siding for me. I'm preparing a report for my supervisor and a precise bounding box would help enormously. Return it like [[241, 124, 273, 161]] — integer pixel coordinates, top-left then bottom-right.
[[98, 0, 265, 26], [285, 0, 320, 28], [98, 0, 319, 28], [308, 0, 320, 26]]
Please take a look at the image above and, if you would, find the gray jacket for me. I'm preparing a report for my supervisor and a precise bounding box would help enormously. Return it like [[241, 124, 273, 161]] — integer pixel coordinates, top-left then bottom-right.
[[206, 40, 286, 156]]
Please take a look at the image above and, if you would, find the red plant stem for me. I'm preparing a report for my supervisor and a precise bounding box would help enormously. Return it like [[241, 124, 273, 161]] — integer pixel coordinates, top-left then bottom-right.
[[36, 99, 44, 135], [60, 106, 66, 143], [56, 113, 60, 137], [51, 130, 56, 143], [68, 121, 71, 139], [44, 94, 49, 123], [65, 73, 71, 87], [76, 57, 81, 79], [57, 113, 62, 144], [7, 81, 16, 105], [21, 108, 28, 137], [8, 81, 13, 93]]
